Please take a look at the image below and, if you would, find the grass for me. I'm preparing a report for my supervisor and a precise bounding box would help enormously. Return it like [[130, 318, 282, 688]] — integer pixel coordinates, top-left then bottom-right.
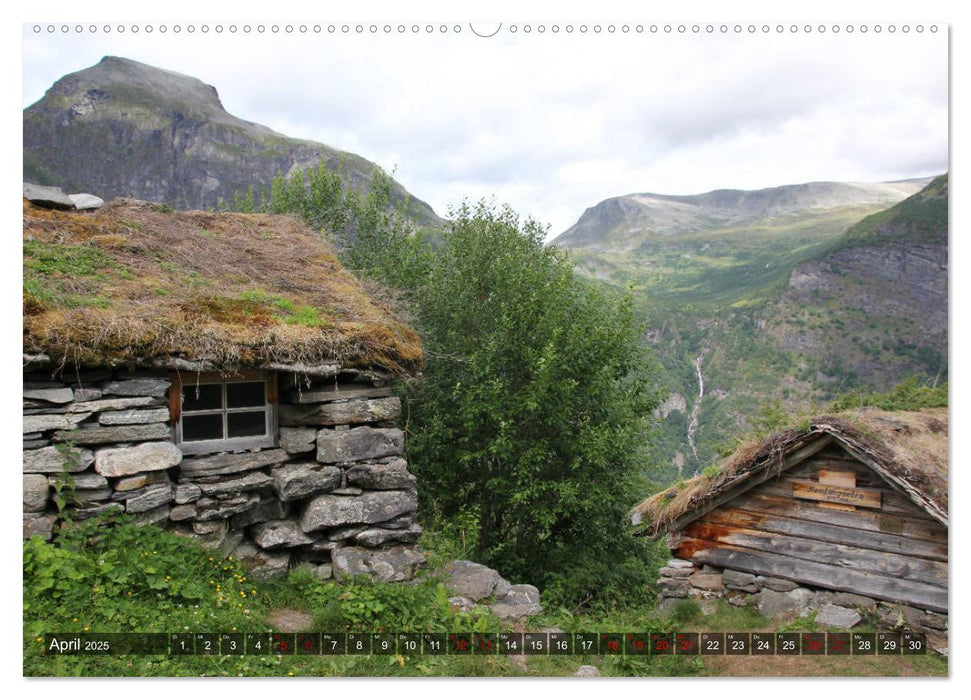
[[23, 514, 947, 677]]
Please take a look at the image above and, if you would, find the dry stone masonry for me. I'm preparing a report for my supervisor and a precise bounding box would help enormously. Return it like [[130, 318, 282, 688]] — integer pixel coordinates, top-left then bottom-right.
[[22, 368, 425, 583], [655, 557, 948, 654]]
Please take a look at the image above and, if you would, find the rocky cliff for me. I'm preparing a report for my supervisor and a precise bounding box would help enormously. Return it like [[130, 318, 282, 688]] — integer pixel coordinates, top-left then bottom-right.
[[23, 56, 442, 228]]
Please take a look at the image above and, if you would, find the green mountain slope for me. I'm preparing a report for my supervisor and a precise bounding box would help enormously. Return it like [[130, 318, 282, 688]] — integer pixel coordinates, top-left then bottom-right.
[[23, 56, 443, 228], [555, 176, 947, 483]]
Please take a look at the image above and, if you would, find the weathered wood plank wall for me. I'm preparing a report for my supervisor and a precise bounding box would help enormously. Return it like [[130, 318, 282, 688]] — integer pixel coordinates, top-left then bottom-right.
[[673, 444, 948, 613]]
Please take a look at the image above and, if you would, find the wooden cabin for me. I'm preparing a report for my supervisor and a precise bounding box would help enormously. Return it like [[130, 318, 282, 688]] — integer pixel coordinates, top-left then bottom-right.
[[632, 409, 947, 630]]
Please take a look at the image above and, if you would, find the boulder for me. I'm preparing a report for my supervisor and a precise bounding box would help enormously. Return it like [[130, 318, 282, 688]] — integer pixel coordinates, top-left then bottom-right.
[[658, 566, 694, 579], [280, 396, 401, 427], [101, 378, 171, 397], [131, 504, 171, 526], [73, 502, 124, 520], [23, 513, 57, 541], [316, 427, 404, 464], [23, 474, 50, 511], [113, 471, 168, 492], [72, 388, 103, 402], [98, 408, 170, 425], [173, 482, 203, 504], [331, 545, 426, 583], [815, 604, 862, 629], [251, 519, 315, 549], [877, 602, 923, 629], [833, 592, 877, 609], [758, 588, 815, 618], [233, 542, 291, 580], [23, 387, 74, 404], [444, 560, 503, 602], [69, 397, 155, 413], [49, 470, 108, 490], [24, 412, 92, 433], [722, 569, 760, 592], [68, 193, 105, 210], [921, 611, 948, 631], [352, 523, 423, 547], [94, 441, 182, 477], [54, 423, 171, 445], [23, 183, 74, 210], [180, 449, 288, 478], [74, 487, 113, 503], [447, 596, 476, 612], [299, 490, 417, 532], [278, 427, 317, 455], [331, 487, 363, 496], [271, 463, 341, 501], [195, 470, 273, 497], [169, 504, 196, 521], [345, 459, 417, 490], [689, 571, 724, 591], [230, 496, 290, 529], [493, 583, 542, 619], [759, 577, 799, 592], [666, 559, 696, 569], [124, 483, 173, 513], [23, 445, 94, 474], [574, 665, 600, 677], [194, 493, 260, 521], [286, 385, 393, 404], [313, 564, 333, 580]]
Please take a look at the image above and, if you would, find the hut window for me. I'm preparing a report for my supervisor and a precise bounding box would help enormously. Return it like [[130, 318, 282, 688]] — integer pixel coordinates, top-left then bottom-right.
[[170, 372, 278, 455]]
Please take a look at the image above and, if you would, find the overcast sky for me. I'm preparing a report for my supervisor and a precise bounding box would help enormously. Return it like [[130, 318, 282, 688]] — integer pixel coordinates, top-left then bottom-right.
[[22, 23, 947, 236]]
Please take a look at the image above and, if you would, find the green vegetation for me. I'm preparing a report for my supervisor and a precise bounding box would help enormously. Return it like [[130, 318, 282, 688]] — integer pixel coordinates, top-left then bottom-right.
[[401, 202, 663, 609], [834, 174, 948, 251], [23, 241, 126, 310], [831, 375, 948, 412], [251, 172, 663, 608], [24, 518, 945, 677]]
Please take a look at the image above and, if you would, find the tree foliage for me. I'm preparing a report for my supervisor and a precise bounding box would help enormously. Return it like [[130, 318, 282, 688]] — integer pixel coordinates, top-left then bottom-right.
[[402, 202, 662, 607], [243, 168, 663, 608]]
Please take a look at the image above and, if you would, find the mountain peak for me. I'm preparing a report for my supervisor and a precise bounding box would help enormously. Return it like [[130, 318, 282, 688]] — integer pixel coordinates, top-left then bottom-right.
[[23, 56, 442, 228], [38, 55, 226, 119]]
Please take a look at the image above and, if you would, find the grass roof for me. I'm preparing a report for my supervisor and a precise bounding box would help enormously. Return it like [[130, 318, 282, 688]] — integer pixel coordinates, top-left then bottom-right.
[[631, 407, 948, 539], [23, 199, 422, 376]]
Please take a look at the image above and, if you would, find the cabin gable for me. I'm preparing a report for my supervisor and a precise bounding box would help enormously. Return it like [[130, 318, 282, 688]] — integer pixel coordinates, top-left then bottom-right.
[[670, 441, 948, 613]]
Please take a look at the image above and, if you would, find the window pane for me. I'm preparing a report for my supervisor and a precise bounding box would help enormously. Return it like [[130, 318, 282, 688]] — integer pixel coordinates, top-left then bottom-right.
[[226, 382, 266, 408], [182, 383, 223, 412], [182, 413, 224, 441], [227, 411, 266, 438]]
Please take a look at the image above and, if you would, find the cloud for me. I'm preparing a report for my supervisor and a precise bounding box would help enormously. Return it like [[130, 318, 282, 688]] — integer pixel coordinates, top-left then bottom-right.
[[22, 26, 947, 235]]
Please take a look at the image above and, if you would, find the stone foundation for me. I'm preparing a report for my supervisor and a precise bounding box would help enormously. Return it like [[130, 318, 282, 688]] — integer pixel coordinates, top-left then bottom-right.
[[656, 558, 948, 649], [22, 368, 425, 582]]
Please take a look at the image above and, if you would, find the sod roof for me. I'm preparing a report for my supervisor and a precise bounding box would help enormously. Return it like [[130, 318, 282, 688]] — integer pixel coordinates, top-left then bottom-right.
[[631, 407, 948, 539], [22, 199, 422, 376]]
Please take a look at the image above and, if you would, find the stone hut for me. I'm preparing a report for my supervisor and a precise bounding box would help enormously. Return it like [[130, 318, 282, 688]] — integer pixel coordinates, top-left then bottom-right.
[[22, 198, 425, 582], [631, 408, 947, 641]]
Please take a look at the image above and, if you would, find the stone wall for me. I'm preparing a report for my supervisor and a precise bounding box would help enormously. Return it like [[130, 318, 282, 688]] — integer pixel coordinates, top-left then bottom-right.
[[656, 557, 948, 653], [22, 368, 425, 582]]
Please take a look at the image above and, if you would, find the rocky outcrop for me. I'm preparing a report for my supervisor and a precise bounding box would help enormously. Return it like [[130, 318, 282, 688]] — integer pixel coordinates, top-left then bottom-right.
[[443, 560, 543, 620], [23, 56, 442, 229]]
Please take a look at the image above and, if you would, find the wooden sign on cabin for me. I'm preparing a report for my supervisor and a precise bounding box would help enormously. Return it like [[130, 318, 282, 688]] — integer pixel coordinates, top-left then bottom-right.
[[791, 470, 882, 510]]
